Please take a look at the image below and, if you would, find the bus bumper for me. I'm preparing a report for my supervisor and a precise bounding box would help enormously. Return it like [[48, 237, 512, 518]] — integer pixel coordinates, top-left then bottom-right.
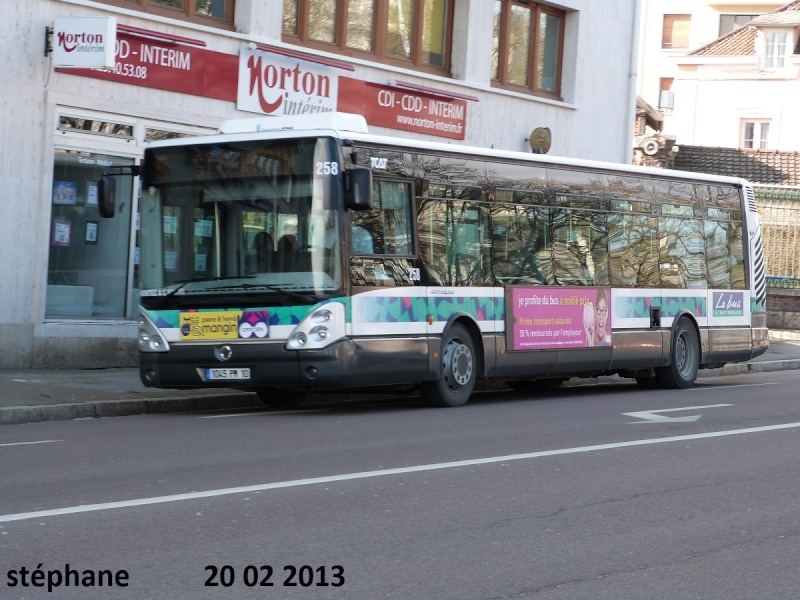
[[139, 339, 356, 390]]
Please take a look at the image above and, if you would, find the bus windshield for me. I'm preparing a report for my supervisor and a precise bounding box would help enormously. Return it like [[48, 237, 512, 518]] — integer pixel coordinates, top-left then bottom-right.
[[138, 137, 343, 305]]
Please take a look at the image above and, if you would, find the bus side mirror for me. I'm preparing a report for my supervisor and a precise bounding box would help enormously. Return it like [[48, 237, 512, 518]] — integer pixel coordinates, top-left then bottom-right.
[[345, 167, 372, 211], [97, 175, 116, 218]]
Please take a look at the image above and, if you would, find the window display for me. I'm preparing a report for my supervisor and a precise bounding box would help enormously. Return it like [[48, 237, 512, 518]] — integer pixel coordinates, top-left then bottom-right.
[[46, 150, 134, 318]]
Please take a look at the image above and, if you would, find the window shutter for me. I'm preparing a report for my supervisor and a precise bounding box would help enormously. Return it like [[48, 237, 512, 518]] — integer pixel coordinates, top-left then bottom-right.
[[662, 14, 691, 49]]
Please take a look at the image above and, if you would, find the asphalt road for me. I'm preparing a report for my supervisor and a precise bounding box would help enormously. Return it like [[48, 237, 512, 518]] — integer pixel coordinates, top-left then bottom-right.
[[2, 371, 800, 599]]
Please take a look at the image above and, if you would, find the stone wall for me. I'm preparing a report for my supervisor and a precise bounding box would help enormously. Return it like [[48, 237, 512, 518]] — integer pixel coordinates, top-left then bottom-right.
[[767, 289, 800, 331]]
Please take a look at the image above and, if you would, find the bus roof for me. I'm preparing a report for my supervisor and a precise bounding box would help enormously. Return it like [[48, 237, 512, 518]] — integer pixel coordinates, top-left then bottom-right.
[[151, 112, 748, 188]]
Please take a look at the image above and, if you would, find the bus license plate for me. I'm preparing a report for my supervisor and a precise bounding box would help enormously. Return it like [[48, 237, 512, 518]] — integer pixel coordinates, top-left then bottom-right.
[[205, 368, 251, 381]]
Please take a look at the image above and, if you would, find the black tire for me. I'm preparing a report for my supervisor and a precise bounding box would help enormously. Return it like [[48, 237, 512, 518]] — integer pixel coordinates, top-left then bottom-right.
[[655, 318, 700, 389], [421, 324, 477, 407], [255, 388, 306, 408]]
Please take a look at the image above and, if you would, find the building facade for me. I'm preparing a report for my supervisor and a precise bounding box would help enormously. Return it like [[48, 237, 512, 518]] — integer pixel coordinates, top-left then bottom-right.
[[636, 0, 784, 145], [638, 1, 800, 328], [1, 0, 642, 369]]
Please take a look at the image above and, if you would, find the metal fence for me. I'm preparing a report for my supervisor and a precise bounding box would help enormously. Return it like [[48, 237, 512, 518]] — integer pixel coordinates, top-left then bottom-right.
[[756, 186, 800, 289]]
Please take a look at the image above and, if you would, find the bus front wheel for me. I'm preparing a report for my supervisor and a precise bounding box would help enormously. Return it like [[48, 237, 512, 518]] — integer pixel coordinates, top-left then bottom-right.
[[421, 324, 477, 407], [655, 318, 700, 389]]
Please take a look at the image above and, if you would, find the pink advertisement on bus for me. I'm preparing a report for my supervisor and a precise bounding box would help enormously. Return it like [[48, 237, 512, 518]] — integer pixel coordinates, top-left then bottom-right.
[[507, 287, 612, 351]]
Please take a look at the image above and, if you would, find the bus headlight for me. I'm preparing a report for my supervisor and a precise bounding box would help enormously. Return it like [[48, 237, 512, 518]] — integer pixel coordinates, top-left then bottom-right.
[[286, 303, 345, 350], [138, 313, 170, 353]]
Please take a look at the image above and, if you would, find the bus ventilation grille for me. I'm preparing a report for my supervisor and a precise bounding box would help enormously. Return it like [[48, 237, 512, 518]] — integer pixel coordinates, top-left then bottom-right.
[[745, 186, 758, 213], [752, 227, 767, 307]]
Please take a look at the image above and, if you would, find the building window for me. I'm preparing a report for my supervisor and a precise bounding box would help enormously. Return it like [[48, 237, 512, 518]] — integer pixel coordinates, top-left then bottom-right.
[[658, 77, 674, 110], [282, 0, 452, 74], [760, 29, 790, 69], [94, 0, 234, 28], [491, 0, 565, 98], [719, 14, 757, 37], [742, 120, 770, 149], [662, 14, 690, 49]]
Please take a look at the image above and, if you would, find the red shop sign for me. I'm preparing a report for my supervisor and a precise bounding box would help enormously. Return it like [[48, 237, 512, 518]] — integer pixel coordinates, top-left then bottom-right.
[[338, 77, 467, 140], [57, 33, 238, 102]]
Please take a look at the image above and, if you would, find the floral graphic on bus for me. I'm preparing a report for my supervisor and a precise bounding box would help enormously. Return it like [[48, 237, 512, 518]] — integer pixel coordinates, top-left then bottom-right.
[[238, 310, 270, 338]]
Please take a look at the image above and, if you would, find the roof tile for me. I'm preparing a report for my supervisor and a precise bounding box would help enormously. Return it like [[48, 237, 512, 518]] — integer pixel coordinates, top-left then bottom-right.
[[673, 145, 800, 186]]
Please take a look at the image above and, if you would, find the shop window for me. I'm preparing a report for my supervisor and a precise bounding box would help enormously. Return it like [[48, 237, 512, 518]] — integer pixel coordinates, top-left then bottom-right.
[[59, 116, 134, 139], [95, 0, 234, 28], [491, 0, 565, 98], [282, 0, 452, 74], [145, 128, 195, 142], [46, 150, 135, 318]]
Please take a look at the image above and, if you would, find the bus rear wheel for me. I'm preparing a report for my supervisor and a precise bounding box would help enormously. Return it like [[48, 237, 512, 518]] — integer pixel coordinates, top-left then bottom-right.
[[655, 318, 700, 389], [255, 388, 306, 409], [421, 324, 477, 407]]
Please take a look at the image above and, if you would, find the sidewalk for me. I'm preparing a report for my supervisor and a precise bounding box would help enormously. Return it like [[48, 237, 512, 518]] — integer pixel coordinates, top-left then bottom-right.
[[3, 332, 800, 425]]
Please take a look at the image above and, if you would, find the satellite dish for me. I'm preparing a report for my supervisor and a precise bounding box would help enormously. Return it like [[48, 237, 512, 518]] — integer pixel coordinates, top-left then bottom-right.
[[528, 127, 552, 154]]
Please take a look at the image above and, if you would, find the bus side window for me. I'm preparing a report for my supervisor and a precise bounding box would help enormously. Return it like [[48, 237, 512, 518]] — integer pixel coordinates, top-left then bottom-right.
[[352, 179, 413, 255], [658, 217, 707, 288], [608, 213, 660, 287], [551, 209, 608, 286], [705, 219, 745, 289], [490, 204, 552, 285], [417, 200, 490, 286]]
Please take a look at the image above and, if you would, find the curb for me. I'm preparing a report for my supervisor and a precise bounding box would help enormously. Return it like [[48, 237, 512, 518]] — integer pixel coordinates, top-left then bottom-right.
[[2, 359, 799, 426], [0, 392, 259, 426]]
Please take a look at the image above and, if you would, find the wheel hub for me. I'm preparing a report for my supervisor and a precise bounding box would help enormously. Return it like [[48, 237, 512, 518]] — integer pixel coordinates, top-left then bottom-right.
[[444, 340, 473, 388]]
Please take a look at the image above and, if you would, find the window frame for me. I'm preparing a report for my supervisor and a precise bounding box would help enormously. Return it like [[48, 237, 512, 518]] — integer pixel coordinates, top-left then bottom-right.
[[661, 14, 691, 50], [282, 0, 454, 76], [94, 0, 235, 30], [760, 28, 791, 69], [491, 0, 565, 100], [741, 120, 770, 150], [719, 14, 758, 37]]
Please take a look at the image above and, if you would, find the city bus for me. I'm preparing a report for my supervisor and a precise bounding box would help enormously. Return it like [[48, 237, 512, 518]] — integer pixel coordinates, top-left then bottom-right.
[[118, 112, 768, 407]]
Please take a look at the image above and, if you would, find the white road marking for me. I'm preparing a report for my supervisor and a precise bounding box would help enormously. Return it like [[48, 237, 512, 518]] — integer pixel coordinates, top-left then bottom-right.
[[0, 440, 64, 448], [688, 382, 781, 391], [624, 404, 733, 423], [2, 421, 799, 523]]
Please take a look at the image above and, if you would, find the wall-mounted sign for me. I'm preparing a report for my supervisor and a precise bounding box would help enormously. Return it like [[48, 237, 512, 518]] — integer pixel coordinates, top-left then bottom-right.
[[52, 17, 116, 70], [57, 32, 237, 101], [528, 127, 552, 154], [237, 49, 338, 116], [338, 77, 467, 140]]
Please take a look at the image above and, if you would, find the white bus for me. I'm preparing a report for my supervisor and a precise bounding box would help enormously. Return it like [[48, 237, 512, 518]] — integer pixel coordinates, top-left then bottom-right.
[[120, 113, 768, 407]]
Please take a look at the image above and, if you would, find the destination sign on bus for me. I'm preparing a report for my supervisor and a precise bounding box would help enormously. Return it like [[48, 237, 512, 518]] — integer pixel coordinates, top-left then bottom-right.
[[145, 140, 316, 185]]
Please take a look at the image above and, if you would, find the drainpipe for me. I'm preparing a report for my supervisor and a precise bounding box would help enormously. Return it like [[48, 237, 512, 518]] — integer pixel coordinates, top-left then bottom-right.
[[624, 0, 644, 164]]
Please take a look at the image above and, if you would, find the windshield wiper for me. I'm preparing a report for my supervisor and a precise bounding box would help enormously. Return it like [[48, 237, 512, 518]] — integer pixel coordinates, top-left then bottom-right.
[[163, 275, 256, 299], [206, 282, 319, 304]]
